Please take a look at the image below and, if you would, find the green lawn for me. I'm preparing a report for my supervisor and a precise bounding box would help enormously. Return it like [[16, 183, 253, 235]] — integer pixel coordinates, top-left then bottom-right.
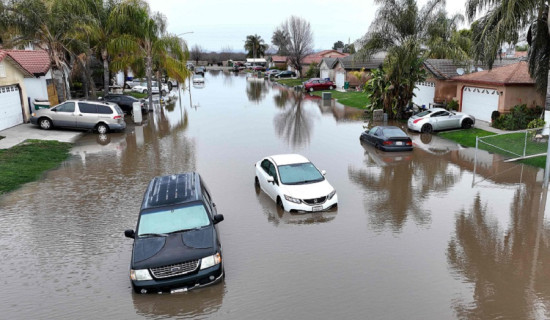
[[310, 90, 370, 109], [275, 79, 304, 87], [0, 140, 72, 194], [126, 92, 148, 99], [438, 129, 547, 168]]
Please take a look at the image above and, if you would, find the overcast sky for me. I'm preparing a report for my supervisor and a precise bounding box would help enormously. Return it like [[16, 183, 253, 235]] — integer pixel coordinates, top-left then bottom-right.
[[148, 0, 468, 53]]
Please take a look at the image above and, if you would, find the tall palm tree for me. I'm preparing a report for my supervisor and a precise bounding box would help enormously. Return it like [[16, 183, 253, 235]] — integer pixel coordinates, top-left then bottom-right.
[[425, 10, 471, 62], [244, 34, 268, 59], [466, 0, 550, 111]]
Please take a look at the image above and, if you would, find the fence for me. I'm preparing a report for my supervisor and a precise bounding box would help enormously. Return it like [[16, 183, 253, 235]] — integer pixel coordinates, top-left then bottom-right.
[[476, 127, 548, 161]]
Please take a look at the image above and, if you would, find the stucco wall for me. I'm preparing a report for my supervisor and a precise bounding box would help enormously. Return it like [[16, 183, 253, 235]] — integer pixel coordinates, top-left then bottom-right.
[[0, 60, 30, 121], [501, 86, 544, 112], [434, 79, 457, 104]]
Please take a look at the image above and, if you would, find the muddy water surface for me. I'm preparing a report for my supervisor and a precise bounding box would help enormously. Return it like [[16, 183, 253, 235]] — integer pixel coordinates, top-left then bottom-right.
[[1, 72, 550, 319]]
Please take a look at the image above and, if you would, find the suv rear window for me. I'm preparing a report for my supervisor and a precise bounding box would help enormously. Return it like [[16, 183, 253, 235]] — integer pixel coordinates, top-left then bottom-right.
[[79, 103, 97, 113]]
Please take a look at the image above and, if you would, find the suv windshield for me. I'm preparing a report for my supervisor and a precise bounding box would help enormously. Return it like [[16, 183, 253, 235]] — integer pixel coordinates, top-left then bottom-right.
[[138, 203, 210, 236], [278, 162, 324, 185]]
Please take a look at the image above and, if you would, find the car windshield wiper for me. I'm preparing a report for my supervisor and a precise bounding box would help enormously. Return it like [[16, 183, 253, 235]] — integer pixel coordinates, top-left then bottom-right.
[[139, 232, 168, 237], [167, 226, 207, 234]]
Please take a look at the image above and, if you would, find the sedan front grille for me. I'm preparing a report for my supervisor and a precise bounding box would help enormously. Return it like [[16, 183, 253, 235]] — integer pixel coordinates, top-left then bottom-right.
[[150, 260, 199, 279], [303, 196, 327, 206]]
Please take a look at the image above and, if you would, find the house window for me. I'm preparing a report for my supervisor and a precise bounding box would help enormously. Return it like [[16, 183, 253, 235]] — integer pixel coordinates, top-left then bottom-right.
[[0, 62, 6, 78]]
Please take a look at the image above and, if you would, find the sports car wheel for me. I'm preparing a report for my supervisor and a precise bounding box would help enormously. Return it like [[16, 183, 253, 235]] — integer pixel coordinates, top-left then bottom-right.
[[421, 124, 433, 133]]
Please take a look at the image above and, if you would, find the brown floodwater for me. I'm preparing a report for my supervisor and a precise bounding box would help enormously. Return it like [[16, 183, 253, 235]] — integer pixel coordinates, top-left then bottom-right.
[[2, 71, 550, 319]]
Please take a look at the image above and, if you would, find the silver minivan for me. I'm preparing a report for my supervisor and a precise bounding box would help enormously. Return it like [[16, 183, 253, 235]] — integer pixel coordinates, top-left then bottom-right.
[[30, 100, 126, 134]]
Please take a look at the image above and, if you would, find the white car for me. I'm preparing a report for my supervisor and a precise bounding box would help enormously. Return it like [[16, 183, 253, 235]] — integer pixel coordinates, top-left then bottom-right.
[[255, 154, 338, 212], [407, 107, 475, 133], [130, 81, 168, 95]]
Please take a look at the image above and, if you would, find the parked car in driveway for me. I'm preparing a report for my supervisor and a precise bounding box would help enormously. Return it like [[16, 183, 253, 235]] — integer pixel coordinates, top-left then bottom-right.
[[275, 71, 297, 79], [30, 100, 126, 134], [303, 78, 335, 92], [407, 107, 475, 133], [124, 172, 225, 294], [254, 154, 338, 212], [100, 94, 146, 115], [265, 69, 281, 77], [360, 126, 413, 151]]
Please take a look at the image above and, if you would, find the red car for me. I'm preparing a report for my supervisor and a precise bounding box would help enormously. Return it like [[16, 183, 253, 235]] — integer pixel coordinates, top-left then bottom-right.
[[251, 66, 266, 71], [303, 78, 335, 92]]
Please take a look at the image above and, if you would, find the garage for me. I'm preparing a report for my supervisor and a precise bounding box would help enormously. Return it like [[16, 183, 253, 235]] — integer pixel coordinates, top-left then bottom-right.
[[461, 86, 499, 122], [320, 69, 329, 80], [0, 85, 24, 131], [335, 71, 345, 89], [412, 81, 435, 109]]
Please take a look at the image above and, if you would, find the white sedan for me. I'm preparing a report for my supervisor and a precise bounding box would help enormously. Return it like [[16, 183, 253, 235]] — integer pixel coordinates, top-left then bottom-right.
[[407, 107, 475, 133], [130, 81, 168, 95], [255, 154, 338, 212]]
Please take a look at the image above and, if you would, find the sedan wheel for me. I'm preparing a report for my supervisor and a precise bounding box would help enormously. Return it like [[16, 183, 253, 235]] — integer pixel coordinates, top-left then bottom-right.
[[461, 118, 473, 129], [276, 197, 285, 211], [309, 87, 314, 92], [329, 86, 334, 90], [421, 124, 433, 133], [142, 89, 148, 94], [39, 118, 52, 130]]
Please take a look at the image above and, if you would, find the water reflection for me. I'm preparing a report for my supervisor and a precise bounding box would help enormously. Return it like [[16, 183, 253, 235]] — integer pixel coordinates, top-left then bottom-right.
[[132, 283, 225, 318], [254, 182, 337, 226], [273, 91, 318, 149], [246, 77, 268, 103], [448, 188, 550, 319]]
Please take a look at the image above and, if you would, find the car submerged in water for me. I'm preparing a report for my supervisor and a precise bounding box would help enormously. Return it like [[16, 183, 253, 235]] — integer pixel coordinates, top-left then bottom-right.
[[124, 172, 225, 294]]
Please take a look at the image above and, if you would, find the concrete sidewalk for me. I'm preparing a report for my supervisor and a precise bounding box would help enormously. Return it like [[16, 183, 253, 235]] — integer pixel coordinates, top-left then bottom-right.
[[0, 123, 84, 149], [474, 120, 508, 134]]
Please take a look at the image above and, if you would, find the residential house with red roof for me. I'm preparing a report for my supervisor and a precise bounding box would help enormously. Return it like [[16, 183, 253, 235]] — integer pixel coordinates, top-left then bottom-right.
[[452, 61, 544, 122]]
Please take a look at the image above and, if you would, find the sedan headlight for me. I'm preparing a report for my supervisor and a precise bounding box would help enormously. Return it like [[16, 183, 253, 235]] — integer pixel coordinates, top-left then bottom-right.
[[130, 269, 152, 281], [200, 253, 222, 270], [328, 189, 336, 200], [284, 194, 302, 204]]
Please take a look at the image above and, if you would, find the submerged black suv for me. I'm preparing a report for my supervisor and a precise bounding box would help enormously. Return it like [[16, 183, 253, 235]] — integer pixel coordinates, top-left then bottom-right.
[[124, 173, 224, 294]]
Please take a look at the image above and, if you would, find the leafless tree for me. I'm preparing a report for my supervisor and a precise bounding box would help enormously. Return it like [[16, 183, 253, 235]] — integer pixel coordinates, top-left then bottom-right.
[[190, 44, 204, 64], [279, 16, 313, 77]]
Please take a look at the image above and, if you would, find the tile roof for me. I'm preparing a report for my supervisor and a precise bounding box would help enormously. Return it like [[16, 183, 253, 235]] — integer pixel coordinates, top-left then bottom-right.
[[302, 50, 349, 64], [4, 49, 50, 76], [424, 58, 521, 79], [451, 61, 534, 85], [271, 55, 288, 63], [0, 50, 34, 77], [320, 57, 338, 69]]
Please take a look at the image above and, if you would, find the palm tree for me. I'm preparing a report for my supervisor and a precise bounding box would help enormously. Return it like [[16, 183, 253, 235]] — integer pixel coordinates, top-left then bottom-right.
[[244, 34, 268, 59], [358, 0, 445, 119], [425, 10, 471, 62], [466, 0, 550, 111]]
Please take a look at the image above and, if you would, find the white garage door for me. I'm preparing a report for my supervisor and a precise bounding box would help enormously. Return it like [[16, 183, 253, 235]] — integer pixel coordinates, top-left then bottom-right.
[[412, 82, 435, 108], [0, 85, 24, 131], [320, 69, 329, 80], [335, 72, 345, 89], [461, 86, 499, 122]]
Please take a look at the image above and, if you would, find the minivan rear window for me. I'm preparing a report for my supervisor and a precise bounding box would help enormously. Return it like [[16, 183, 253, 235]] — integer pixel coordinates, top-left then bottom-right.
[[97, 105, 113, 114]]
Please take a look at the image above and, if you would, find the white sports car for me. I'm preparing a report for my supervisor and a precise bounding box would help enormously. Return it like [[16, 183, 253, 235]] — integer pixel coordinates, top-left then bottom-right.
[[407, 107, 475, 133], [255, 154, 338, 212]]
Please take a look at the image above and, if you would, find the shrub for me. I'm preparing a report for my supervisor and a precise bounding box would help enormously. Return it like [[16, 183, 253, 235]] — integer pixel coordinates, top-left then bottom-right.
[[446, 100, 458, 111], [492, 105, 543, 130], [527, 118, 545, 129], [491, 110, 500, 121], [305, 62, 320, 79]]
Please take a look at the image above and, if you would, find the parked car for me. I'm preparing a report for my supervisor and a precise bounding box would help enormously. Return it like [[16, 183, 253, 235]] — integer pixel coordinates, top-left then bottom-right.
[[100, 94, 146, 115], [265, 69, 281, 77], [303, 78, 335, 92], [195, 66, 206, 75], [407, 107, 475, 133], [254, 154, 338, 212], [275, 71, 297, 79], [124, 172, 225, 294], [360, 126, 413, 151], [250, 65, 266, 71], [192, 75, 205, 84], [30, 100, 126, 134], [131, 81, 168, 95]]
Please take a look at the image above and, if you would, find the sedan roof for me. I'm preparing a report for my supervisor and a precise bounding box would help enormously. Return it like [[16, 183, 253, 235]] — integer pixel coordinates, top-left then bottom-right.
[[269, 154, 309, 166]]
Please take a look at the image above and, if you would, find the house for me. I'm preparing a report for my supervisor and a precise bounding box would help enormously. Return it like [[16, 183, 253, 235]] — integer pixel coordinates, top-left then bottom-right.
[[301, 50, 349, 72], [452, 61, 544, 122], [413, 58, 520, 109], [269, 55, 288, 69], [331, 53, 385, 89], [319, 58, 338, 81], [0, 51, 33, 131]]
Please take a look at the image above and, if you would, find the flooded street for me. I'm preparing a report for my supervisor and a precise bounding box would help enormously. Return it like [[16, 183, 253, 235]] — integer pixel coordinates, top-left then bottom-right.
[[2, 71, 550, 319]]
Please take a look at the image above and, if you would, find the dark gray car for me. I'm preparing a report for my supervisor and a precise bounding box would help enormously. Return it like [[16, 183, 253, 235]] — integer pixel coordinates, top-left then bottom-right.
[[30, 100, 126, 134]]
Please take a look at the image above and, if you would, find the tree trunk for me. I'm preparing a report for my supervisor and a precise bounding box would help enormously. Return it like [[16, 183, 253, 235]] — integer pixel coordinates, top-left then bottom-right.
[[78, 58, 89, 99], [87, 54, 97, 99], [146, 54, 153, 110], [102, 49, 109, 97], [546, 69, 550, 111], [156, 70, 162, 97]]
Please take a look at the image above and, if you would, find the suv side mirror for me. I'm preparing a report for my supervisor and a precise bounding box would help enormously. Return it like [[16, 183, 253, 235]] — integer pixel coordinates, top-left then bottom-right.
[[213, 214, 224, 224], [124, 229, 135, 239]]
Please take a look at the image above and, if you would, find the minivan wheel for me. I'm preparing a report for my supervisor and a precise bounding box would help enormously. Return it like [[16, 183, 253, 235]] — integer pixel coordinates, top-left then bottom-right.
[[39, 118, 52, 130], [96, 123, 109, 134]]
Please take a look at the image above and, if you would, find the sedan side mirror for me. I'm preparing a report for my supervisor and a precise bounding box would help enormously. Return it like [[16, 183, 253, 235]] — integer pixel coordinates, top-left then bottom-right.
[[124, 229, 135, 239], [267, 176, 274, 183], [213, 214, 224, 224], [321, 170, 327, 176]]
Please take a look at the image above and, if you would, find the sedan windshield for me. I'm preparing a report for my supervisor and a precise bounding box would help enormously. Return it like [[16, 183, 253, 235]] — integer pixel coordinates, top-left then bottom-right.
[[278, 162, 324, 185], [137, 203, 210, 236]]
